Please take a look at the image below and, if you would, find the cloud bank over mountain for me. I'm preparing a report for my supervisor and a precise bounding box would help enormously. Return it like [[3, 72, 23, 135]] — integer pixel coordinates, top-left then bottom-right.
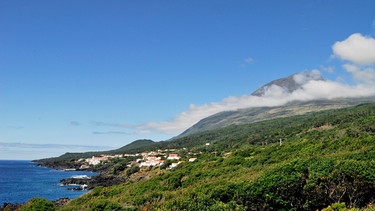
[[130, 33, 375, 135]]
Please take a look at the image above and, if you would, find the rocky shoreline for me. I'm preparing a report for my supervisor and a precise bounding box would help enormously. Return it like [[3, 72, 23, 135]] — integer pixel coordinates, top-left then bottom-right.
[[34, 160, 95, 172], [60, 174, 125, 190], [0, 160, 125, 211], [34, 160, 126, 189]]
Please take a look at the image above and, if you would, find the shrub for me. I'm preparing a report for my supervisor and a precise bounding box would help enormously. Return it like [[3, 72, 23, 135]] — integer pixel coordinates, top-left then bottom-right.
[[20, 198, 55, 211], [322, 202, 347, 211], [90, 200, 123, 211]]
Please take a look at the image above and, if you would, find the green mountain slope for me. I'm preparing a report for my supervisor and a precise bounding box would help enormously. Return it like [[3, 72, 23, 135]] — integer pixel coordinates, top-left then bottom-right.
[[112, 139, 156, 153], [55, 103, 375, 210], [37, 139, 157, 162], [177, 72, 374, 137], [178, 97, 375, 137]]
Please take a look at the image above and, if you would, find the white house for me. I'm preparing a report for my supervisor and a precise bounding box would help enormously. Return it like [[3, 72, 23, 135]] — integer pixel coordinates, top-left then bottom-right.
[[167, 154, 181, 160], [189, 158, 197, 162], [86, 156, 106, 165], [139, 158, 164, 167], [168, 161, 183, 169]]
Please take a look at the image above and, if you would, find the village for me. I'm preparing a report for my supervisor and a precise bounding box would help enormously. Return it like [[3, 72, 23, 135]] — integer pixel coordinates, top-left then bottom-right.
[[77, 148, 200, 171]]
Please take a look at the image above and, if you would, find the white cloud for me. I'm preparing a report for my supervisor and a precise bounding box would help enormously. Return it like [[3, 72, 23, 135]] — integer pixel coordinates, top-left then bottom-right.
[[332, 33, 375, 65], [291, 80, 374, 100], [91, 121, 129, 128], [136, 95, 281, 135], [244, 57, 254, 64], [343, 64, 375, 85], [70, 121, 80, 126], [134, 71, 375, 135], [333, 33, 375, 86], [293, 69, 322, 85], [320, 65, 335, 73], [93, 131, 132, 135]]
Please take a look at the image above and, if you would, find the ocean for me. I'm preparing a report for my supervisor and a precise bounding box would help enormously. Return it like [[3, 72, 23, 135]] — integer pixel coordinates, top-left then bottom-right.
[[0, 160, 97, 204]]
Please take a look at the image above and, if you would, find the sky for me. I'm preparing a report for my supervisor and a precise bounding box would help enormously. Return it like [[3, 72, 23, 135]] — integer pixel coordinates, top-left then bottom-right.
[[1, 0, 375, 160]]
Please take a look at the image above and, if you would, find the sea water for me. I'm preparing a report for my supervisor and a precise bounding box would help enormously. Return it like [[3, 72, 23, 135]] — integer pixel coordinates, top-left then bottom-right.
[[0, 160, 97, 204]]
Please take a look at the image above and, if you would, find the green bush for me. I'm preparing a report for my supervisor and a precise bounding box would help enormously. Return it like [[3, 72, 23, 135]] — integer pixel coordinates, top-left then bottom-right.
[[90, 200, 123, 211], [322, 202, 347, 211], [126, 165, 139, 176], [20, 198, 55, 211]]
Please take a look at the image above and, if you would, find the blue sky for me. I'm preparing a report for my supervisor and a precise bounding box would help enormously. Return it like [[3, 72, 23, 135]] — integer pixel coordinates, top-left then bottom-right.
[[1, 0, 375, 160]]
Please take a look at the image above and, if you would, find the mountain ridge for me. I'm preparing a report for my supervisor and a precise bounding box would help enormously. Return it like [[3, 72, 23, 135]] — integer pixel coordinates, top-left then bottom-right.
[[251, 71, 324, 96], [177, 97, 375, 137], [176, 71, 375, 137]]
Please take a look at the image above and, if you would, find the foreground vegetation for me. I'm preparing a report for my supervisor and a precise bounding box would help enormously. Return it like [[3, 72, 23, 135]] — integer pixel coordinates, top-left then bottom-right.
[[23, 103, 375, 210]]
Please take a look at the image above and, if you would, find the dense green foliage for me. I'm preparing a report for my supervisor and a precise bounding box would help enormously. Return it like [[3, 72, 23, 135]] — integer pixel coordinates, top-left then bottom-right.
[[52, 103, 375, 210], [20, 198, 55, 211]]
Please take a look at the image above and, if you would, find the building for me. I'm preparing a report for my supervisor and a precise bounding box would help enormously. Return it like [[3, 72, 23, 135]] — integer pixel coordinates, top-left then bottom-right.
[[189, 158, 197, 162], [167, 154, 181, 160], [86, 156, 107, 165], [139, 159, 164, 167]]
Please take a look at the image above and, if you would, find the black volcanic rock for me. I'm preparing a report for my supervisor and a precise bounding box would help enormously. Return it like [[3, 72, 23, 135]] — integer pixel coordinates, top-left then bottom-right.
[[35, 160, 81, 170], [53, 198, 70, 207], [1, 203, 22, 211], [60, 175, 125, 190]]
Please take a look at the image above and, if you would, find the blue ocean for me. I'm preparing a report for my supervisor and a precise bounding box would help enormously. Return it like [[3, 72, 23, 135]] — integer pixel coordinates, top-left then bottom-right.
[[0, 160, 97, 204]]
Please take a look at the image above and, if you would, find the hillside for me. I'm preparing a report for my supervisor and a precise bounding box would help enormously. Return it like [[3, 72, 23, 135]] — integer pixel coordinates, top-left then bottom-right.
[[40, 102, 375, 210], [39, 97, 375, 162], [36, 139, 157, 162], [178, 97, 375, 137]]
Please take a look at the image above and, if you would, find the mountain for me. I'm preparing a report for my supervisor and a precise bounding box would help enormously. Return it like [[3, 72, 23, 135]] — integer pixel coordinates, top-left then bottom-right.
[[178, 71, 374, 137], [251, 71, 324, 96], [35, 139, 157, 162], [113, 139, 156, 152], [178, 97, 375, 137]]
